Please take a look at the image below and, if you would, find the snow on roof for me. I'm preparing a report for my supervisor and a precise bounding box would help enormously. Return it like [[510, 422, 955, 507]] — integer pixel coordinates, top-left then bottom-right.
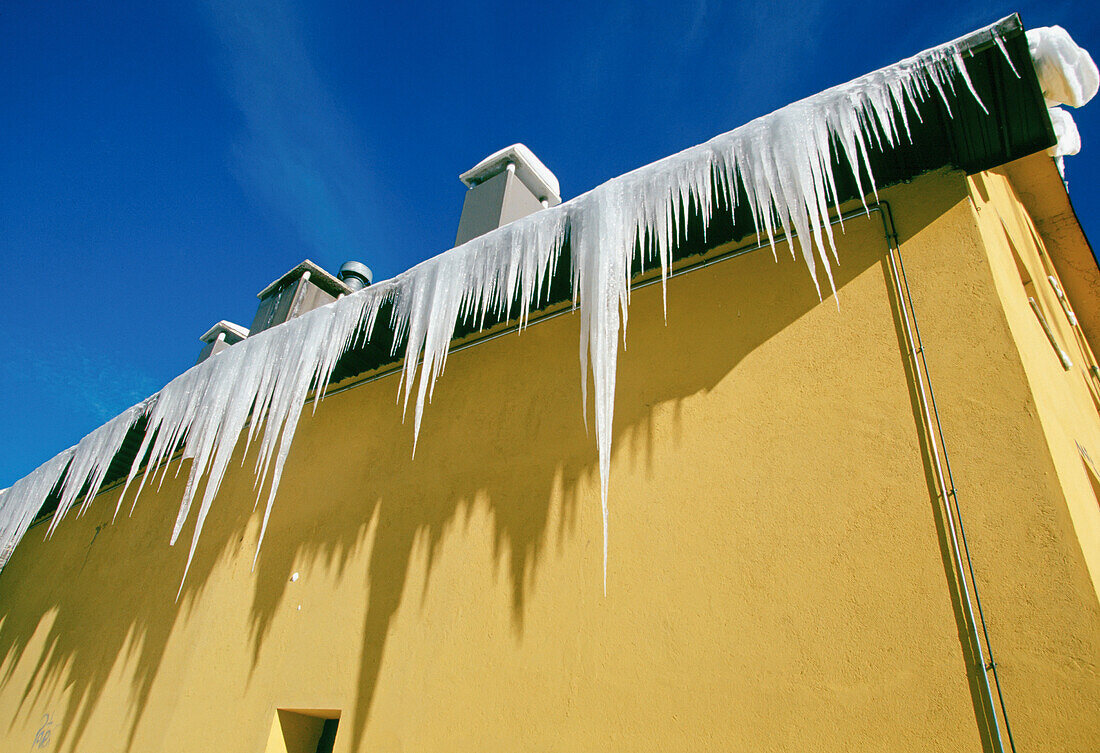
[[256, 259, 351, 300], [460, 143, 562, 204], [199, 320, 250, 344], [1028, 25, 1099, 108], [1027, 26, 1099, 167]]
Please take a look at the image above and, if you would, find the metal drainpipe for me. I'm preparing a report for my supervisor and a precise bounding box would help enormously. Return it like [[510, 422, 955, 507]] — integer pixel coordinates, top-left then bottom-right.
[[877, 201, 1016, 753]]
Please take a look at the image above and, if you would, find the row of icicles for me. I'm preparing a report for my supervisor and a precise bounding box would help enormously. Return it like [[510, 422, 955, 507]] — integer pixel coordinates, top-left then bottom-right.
[[2, 19, 1090, 597]]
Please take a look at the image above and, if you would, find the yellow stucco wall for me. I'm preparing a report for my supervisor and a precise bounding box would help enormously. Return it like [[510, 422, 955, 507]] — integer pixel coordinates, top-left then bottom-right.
[[969, 164, 1100, 597], [0, 166, 1097, 752]]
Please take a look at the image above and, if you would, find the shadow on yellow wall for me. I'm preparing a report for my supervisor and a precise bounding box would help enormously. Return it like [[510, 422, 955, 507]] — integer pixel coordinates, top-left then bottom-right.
[[0, 176, 1014, 753]]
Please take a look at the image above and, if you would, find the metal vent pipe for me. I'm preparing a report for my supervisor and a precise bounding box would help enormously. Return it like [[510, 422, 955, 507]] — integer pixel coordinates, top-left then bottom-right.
[[338, 261, 373, 292]]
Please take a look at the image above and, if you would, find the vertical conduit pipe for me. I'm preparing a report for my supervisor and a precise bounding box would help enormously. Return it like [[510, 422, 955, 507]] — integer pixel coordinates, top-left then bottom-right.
[[879, 202, 1014, 753]]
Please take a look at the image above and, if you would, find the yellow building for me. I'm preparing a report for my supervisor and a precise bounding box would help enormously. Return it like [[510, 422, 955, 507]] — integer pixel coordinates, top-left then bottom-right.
[[0, 14, 1098, 753]]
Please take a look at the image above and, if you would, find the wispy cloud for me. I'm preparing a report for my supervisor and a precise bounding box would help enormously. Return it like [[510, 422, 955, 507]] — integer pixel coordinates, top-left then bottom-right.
[[204, 0, 374, 261], [739, 0, 828, 100], [4, 345, 160, 423]]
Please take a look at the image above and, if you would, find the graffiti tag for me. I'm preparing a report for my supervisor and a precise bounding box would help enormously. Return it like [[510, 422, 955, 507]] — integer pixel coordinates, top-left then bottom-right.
[[31, 713, 53, 750]]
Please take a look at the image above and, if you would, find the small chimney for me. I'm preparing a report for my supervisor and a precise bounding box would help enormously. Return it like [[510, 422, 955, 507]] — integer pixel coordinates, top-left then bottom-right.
[[250, 260, 351, 336], [338, 261, 373, 292], [455, 144, 561, 245], [197, 320, 249, 364]]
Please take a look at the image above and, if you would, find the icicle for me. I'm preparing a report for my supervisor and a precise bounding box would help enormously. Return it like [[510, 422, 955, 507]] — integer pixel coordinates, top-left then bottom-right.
[[0, 450, 73, 568], [0, 17, 1035, 594], [992, 28, 1021, 78], [42, 401, 152, 537]]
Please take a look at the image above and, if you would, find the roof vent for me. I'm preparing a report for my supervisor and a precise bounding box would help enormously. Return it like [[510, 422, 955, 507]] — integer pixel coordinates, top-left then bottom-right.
[[455, 144, 561, 246], [197, 320, 249, 364], [337, 260, 373, 292], [250, 260, 351, 336]]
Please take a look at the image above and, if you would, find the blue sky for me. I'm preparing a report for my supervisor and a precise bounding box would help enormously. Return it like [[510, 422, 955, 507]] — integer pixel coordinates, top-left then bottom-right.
[[1, 0, 1098, 487]]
